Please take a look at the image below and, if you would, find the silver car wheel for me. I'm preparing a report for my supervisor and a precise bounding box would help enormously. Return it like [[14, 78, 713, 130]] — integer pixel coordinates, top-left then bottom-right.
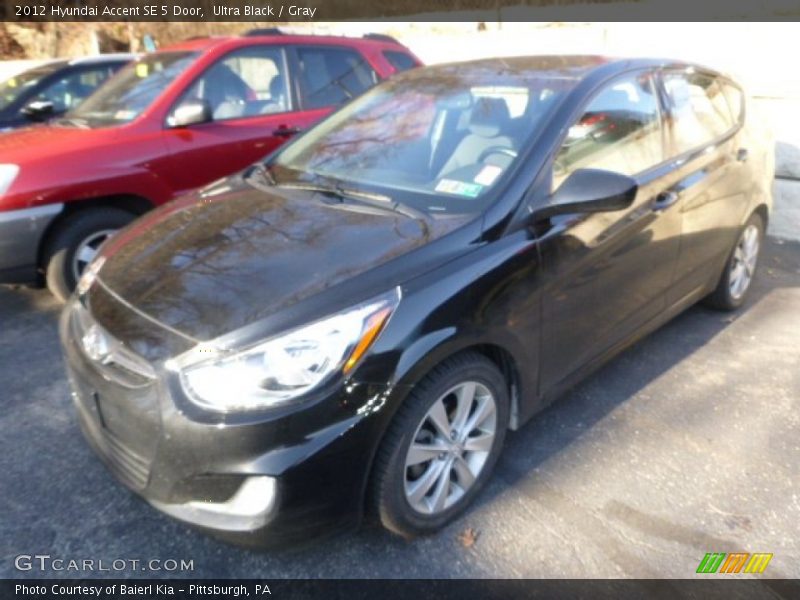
[[729, 224, 760, 300], [403, 381, 497, 515], [72, 229, 116, 281]]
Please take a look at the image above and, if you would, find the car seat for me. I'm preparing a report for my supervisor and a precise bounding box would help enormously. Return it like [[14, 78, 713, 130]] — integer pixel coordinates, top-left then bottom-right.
[[438, 97, 514, 177]]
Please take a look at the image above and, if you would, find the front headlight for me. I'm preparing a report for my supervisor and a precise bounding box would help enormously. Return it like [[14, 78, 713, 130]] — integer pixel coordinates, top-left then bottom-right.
[[0, 164, 19, 196], [173, 288, 401, 412]]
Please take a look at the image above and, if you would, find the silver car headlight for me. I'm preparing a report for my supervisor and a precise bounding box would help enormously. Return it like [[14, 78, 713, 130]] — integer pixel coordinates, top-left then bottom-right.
[[0, 164, 19, 195], [171, 288, 401, 412]]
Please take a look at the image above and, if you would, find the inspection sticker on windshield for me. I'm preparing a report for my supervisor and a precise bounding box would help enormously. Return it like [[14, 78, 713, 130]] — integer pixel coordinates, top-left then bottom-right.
[[435, 179, 483, 198], [474, 165, 503, 186]]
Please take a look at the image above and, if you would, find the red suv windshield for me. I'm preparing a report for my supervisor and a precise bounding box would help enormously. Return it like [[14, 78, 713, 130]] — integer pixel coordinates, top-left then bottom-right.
[[69, 51, 198, 127]]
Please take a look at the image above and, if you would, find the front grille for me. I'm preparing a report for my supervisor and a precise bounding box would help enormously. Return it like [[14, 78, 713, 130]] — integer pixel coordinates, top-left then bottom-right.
[[66, 300, 162, 492], [70, 303, 156, 388]]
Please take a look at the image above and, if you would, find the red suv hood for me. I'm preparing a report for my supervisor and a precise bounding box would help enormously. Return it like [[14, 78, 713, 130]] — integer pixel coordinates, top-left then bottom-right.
[[0, 124, 121, 164]]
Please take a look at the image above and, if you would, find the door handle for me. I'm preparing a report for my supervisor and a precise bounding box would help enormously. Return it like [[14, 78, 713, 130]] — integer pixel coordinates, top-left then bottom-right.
[[736, 148, 749, 162], [652, 190, 679, 212], [273, 126, 302, 137]]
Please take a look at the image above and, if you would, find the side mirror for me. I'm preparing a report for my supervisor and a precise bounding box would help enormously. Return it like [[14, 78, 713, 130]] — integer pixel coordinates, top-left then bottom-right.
[[21, 100, 55, 121], [534, 168, 638, 220], [168, 99, 212, 128]]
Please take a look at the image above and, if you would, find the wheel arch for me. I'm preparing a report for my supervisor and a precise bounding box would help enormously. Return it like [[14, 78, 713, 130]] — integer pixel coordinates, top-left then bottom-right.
[[36, 194, 154, 270], [360, 340, 525, 521], [753, 202, 769, 229]]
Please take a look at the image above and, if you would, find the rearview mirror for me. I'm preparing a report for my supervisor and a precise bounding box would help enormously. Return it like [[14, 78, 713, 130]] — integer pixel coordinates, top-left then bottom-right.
[[168, 99, 212, 128], [534, 168, 637, 220], [21, 100, 55, 121]]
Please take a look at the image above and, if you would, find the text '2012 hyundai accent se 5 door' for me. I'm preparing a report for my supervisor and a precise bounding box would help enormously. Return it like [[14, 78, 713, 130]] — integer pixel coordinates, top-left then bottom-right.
[[61, 56, 772, 547]]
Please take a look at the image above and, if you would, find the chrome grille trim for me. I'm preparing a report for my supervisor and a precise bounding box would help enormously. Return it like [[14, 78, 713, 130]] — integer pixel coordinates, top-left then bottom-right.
[[70, 304, 156, 388]]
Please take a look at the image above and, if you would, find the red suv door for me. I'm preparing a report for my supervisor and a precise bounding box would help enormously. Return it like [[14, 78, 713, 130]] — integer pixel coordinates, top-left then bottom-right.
[[159, 42, 386, 197], [159, 44, 310, 196]]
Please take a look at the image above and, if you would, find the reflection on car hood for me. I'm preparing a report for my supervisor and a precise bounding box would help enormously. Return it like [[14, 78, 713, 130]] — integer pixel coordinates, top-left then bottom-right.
[[92, 176, 463, 343]]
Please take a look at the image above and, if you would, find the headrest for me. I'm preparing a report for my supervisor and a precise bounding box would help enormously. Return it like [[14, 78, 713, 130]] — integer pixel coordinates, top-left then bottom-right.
[[269, 74, 284, 98], [469, 97, 511, 138]]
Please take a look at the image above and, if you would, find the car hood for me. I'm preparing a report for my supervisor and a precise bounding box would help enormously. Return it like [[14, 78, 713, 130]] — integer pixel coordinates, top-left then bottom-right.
[[0, 123, 119, 163], [91, 176, 471, 345]]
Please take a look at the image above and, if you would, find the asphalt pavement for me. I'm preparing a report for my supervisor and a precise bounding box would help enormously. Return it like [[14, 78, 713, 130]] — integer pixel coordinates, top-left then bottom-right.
[[1, 238, 799, 579]]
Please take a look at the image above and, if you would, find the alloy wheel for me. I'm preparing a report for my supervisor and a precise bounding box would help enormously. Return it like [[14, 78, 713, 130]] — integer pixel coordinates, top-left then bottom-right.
[[729, 224, 760, 300], [403, 381, 497, 515], [72, 229, 117, 281]]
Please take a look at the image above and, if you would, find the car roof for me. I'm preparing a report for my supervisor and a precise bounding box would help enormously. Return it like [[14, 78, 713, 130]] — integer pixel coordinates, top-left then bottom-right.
[[66, 53, 138, 66], [400, 55, 726, 82], [159, 33, 408, 54]]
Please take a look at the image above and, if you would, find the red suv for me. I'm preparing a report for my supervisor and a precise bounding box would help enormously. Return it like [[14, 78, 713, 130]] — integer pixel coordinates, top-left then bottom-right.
[[0, 32, 420, 300]]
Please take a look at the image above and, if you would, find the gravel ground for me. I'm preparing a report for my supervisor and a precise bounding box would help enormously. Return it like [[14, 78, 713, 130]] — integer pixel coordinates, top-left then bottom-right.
[[1, 238, 799, 580]]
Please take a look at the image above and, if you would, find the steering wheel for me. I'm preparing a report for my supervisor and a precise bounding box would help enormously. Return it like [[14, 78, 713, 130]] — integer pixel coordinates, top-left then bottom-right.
[[478, 146, 518, 163]]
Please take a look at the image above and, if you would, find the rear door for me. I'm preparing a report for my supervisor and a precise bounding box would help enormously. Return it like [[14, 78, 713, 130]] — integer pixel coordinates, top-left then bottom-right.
[[659, 70, 750, 305], [537, 69, 683, 392], [161, 44, 310, 195]]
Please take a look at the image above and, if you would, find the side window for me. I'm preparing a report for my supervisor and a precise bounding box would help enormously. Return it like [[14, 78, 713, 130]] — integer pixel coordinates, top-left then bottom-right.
[[720, 80, 744, 125], [663, 71, 735, 155], [179, 46, 290, 121], [296, 46, 378, 110], [554, 72, 664, 189], [36, 66, 116, 112], [383, 51, 418, 73]]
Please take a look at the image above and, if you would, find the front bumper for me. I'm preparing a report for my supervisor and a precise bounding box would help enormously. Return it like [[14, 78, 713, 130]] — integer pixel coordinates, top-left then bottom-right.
[[60, 298, 397, 547], [0, 203, 63, 282]]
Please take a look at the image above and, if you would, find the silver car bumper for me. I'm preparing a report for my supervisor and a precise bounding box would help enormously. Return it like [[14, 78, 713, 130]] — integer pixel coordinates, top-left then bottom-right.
[[0, 203, 62, 281]]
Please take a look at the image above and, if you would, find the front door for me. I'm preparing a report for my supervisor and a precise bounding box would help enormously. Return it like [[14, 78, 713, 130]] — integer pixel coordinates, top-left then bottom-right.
[[537, 70, 683, 393], [160, 45, 309, 196]]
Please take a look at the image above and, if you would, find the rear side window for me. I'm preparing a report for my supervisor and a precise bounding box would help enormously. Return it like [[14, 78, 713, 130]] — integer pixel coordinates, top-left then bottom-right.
[[554, 71, 664, 188], [383, 51, 418, 73], [664, 71, 736, 155], [296, 46, 378, 109]]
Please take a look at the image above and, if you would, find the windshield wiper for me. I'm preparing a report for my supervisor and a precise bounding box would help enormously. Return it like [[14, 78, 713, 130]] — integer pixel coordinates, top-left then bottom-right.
[[278, 181, 390, 203], [277, 180, 426, 221]]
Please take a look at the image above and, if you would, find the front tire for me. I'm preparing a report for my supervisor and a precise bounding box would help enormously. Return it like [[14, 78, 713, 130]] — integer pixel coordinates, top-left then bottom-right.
[[703, 212, 764, 311], [43, 208, 135, 302], [371, 353, 509, 538]]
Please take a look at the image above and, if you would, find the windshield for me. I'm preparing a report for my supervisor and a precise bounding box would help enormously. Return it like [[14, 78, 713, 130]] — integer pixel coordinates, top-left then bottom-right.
[[69, 51, 197, 127], [272, 65, 579, 216], [0, 63, 62, 111]]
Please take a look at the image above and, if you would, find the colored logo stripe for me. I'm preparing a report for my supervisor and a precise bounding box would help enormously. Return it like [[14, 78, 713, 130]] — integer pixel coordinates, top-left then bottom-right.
[[697, 553, 726, 573], [696, 552, 773, 574], [720, 553, 749, 573], [744, 553, 773, 574]]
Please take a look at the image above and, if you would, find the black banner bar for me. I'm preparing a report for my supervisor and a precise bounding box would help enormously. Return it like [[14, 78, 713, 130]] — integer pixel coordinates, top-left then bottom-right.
[[2, 0, 800, 22], [3, 579, 800, 600]]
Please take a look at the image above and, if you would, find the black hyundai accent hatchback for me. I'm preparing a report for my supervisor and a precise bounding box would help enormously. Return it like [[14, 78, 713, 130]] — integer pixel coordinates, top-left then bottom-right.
[[61, 56, 772, 546]]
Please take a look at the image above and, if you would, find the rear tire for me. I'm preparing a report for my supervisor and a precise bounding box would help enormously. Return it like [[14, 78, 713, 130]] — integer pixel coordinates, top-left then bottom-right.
[[703, 212, 764, 311], [43, 208, 134, 302], [371, 352, 509, 538]]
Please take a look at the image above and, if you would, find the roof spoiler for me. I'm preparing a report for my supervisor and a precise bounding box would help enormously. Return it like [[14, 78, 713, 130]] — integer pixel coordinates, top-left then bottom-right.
[[363, 33, 401, 44]]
